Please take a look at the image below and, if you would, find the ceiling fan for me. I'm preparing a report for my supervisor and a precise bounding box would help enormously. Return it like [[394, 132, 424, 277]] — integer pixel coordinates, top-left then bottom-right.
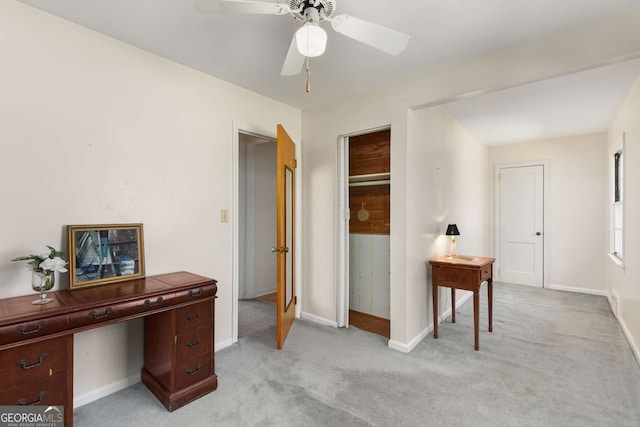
[[193, 0, 410, 77]]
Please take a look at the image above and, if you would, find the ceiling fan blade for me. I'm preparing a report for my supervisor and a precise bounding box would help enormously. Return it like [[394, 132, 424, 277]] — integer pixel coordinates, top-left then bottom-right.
[[330, 14, 409, 56], [193, 0, 290, 14], [281, 34, 305, 76]]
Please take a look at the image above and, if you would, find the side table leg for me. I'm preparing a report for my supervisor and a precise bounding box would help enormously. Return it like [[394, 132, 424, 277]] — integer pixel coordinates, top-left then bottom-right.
[[433, 284, 438, 339], [451, 288, 456, 323], [488, 278, 493, 333], [474, 290, 480, 351]]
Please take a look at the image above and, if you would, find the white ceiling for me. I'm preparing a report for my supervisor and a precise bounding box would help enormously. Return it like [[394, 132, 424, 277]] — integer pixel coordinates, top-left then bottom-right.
[[442, 58, 640, 145], [17, 0, 640, 143]]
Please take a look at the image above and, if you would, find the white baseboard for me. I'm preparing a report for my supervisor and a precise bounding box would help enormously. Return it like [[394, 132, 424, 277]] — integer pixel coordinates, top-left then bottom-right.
[[74, 374, 139, 408], [389, 292, 473, 353], [215, 338, 233, 352], [613, 308, 640, 367], [616, 316, 640, 365], [301, 311, 338, 328], [548, 284, 608, 297], [388, 326, 430, 353], [254, 289, 276, 298]]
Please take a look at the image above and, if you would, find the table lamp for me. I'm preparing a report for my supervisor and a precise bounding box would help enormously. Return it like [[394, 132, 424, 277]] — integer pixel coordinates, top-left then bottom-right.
[[446, 224, 460, 257]]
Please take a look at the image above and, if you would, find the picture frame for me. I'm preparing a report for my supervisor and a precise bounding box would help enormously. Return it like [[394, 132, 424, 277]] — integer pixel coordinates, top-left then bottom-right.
[[67, 223, 145, 290]]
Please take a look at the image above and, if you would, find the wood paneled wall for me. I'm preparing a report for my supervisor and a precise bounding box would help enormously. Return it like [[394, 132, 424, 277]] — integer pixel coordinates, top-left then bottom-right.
[[349, 129, 390, 176], [349, 185, 390, 234], [349, 129, 390, 235]]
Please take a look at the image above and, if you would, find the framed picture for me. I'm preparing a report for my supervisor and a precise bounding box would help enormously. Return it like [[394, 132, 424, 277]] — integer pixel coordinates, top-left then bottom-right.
[[67, 223, 145, 290]]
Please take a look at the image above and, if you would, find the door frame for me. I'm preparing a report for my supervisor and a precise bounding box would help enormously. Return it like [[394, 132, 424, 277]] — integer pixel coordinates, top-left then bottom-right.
[[336, 125, 391, 329], [494, 160, 550, 287], [232, 122, 302, 344]]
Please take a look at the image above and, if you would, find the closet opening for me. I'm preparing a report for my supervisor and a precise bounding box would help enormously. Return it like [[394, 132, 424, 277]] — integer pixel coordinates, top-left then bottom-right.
[[340, 128, 391, 339]]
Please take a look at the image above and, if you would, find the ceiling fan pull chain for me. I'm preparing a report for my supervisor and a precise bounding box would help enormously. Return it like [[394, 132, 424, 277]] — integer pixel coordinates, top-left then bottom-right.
[[306, 56, 311, 93]]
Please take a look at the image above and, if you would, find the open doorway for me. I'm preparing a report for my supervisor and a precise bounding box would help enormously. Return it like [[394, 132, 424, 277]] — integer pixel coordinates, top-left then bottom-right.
[[337, 128, 391, 339], [237, 132, 277, 338]]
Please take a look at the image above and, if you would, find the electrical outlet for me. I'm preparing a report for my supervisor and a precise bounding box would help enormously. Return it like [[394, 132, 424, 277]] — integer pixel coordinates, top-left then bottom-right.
[[221, 209, 229, 223]]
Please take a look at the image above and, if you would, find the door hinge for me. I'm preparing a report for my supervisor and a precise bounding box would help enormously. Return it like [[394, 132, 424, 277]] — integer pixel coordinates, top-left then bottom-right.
[[293, 159, 297, 168], [294, 296, 297, 305]]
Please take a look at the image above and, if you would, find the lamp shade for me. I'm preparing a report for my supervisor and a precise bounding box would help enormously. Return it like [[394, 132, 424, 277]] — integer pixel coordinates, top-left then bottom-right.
[[446, 224, 460, 236], [295, 23, 327, 57]]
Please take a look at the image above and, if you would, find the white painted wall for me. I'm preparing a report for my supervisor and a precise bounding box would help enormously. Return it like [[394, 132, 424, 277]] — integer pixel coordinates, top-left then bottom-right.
[[405, 107, 489, 347], [0, 2, 300, 405], [488, 133, 608, 293], [608, 75, 640, 361], [301, 7, 640, 350]]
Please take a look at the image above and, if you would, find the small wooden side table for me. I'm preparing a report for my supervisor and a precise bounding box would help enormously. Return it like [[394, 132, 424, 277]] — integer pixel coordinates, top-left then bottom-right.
[[428, 256, 495, 350]]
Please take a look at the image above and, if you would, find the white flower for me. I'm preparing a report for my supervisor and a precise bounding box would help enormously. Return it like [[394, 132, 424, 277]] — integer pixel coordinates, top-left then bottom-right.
[[39, 256, 68, 273]]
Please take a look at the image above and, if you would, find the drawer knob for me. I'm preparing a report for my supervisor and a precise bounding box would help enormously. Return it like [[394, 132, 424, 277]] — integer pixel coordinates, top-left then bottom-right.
[[144, 296, 164, 308], [186, 312, 202, 323], [17, 353, 48, 370], [189, 288, 204, 298], [186, 338, 202, 349], [186, 364, 202, 376], [17, 391, 47, 406], [15, 321, 45, 336], [90, 307, 113, 320]]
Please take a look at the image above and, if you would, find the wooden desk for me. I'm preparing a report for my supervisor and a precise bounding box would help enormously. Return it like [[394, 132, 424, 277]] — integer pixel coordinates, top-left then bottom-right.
[[428, 256, 495, 351], [0, 272, 217, 426]]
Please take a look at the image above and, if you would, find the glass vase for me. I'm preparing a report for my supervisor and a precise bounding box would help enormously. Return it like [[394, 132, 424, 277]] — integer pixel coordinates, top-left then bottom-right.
[[31, 270, 55, 305]]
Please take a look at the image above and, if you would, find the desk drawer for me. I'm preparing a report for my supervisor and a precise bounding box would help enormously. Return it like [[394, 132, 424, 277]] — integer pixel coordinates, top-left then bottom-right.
[[176, 328, 212, 360], [175, 301, 211, 334], [0, 316, 69, 348], [0, 336, 70, 388], [175, 353, 212, 391], [174, 284, 217, 305], [0, 371, 67, 407], [68, 293, 177, 329]]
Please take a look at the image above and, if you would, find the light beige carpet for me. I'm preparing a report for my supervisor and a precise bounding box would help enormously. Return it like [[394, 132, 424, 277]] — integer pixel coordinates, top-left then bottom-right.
[[74, 283, 640, 426]]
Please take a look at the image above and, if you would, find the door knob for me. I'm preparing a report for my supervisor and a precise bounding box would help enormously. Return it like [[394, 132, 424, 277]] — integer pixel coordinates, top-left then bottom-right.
[[271, 246, 289, 253], [536, 232, 541, 236]]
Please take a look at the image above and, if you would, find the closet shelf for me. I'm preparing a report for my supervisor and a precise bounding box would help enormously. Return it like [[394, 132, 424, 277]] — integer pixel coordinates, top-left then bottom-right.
[[348, 172, 390, 187]]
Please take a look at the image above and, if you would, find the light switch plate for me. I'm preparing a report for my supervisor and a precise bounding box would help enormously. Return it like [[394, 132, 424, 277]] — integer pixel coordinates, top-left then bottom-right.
[[221, 209, 229, 222]]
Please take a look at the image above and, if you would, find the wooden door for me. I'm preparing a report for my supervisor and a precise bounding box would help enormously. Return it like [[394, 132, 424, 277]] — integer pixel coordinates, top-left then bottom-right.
[[497, 165, 544, 287], [276, 124, 296, 348]]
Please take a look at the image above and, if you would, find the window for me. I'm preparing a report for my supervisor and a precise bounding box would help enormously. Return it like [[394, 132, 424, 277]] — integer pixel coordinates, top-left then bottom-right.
[[610, 136, 624, 265]]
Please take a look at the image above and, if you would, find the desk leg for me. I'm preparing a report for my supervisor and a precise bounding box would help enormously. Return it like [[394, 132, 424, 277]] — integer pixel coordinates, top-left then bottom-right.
[[488, 278, 493, 333], [451, 288, 456, 323], [432, 284, 438, 339], [473, 290, 480, 351]]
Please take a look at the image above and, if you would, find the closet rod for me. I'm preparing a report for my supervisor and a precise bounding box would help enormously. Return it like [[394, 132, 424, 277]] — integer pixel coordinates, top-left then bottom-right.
[[349, 180, 391, 187]]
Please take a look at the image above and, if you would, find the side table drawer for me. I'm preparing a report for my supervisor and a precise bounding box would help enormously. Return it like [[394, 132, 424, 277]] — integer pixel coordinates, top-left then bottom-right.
[[481, 265, 492, 282], [0, 336, 70, 387], [0, 371, 67, 406], [432, 267, 478, 290]]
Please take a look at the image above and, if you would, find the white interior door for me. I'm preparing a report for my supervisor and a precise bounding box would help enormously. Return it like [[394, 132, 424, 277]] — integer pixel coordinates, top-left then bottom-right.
[[497, 164, 544, 287]]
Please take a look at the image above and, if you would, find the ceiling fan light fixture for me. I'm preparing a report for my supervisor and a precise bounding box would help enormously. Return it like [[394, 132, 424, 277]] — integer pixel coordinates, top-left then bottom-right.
[[295, 22, 327, 57]]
